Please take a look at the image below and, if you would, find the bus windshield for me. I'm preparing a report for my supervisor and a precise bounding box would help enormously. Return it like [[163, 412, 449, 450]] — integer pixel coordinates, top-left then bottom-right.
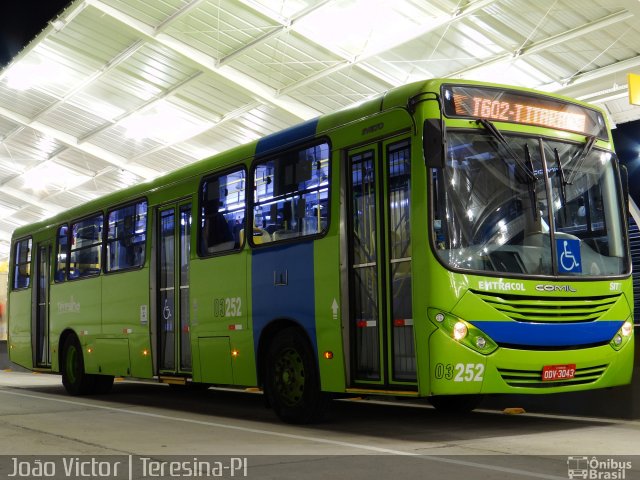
[[432, 130, 628, 277]]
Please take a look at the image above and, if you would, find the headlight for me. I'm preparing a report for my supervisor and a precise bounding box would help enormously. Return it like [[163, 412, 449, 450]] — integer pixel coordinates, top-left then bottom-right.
[[429, 309, 498, 355], [453, 322, 468, 340], [610, 319, 634, 351]]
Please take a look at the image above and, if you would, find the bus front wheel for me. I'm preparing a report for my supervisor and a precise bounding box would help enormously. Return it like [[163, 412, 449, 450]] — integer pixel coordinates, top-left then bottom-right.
[[265, 327, 327, 424]]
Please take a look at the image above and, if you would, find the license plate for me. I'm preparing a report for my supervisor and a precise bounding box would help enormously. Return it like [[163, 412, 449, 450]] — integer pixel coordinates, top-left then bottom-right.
[[542, 364, 576, 381]]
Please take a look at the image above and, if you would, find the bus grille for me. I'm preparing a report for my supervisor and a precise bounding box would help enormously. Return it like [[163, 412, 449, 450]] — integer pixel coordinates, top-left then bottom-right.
[[498, 364, 608, 388], [472, 291, 620, 322]]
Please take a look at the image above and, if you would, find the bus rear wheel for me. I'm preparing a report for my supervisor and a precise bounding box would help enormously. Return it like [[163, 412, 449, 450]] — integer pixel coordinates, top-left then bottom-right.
[[428, 394, 483, 414], [61, 335, 94, 395], [265, 327, 327, 424], [61, 335, 114, 395]]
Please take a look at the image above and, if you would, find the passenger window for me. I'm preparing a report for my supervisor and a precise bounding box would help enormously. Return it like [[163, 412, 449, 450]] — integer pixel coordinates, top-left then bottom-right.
[[106, 201, 147, 272], [199, 169, 246, 256], [69, 214, 103, 279], [55, 225, 68, 282], [253, 142, 330, 244], [12, 238, 32, 289]]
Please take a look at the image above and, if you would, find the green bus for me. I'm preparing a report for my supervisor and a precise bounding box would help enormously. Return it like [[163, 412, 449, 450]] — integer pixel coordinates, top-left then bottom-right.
[[9, 79, 634, 423]]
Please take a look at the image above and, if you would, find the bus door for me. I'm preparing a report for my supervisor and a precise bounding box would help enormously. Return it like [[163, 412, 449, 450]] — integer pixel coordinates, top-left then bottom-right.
[[346, 138, 416, 387], [34, 242, 51, 367], [156, 202, 192, 375]]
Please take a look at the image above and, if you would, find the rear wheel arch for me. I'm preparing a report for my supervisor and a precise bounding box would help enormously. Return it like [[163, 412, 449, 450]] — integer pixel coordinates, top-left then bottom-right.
[[58, 329, 78, 373], [59, 330, 114, 395], [260, 322, 327, 423], [257, 319, 317, 387]]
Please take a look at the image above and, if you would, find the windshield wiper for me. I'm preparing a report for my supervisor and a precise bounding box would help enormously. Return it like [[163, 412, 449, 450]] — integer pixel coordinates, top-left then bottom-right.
[[566, 135, 596, 185], [476, 119, 538, 220], [524, 143, 538, 221], [554, 147, 569, 208], [476, 119, 536, 184]]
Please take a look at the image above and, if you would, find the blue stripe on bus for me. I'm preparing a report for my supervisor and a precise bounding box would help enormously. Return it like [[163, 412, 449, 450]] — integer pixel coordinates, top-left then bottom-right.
[[469, 320, 624, 347], [251, 241, 317, 353], [255, 118, 319, 157]]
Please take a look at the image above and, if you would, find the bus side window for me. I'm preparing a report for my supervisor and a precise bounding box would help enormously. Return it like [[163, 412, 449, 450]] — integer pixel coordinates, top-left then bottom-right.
[[106, 201, 147, 272], [55, 225, 68, 282], [12, 238, 32, 289], [252, 142, 330, 244], [199, 169, 246, 256], [69, 214, 103, 279]]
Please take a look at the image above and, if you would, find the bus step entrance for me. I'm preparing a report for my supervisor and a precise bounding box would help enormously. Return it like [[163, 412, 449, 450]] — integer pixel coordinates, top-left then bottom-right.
[[159, 376, 187, 386]]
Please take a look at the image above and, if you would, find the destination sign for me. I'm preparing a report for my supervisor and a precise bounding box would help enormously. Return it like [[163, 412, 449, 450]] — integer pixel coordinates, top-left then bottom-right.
[[442, 85, 608, 140]]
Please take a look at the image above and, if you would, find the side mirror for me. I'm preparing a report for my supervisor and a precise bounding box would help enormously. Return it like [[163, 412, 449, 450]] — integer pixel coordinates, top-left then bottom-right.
[[423, 118, 446, 169], [620, 164, 630, 216]]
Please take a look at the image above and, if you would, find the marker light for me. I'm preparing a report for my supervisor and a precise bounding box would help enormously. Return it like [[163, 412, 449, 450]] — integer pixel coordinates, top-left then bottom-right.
[[324, 351, 334, 360], [142, 349, 149, 356], [622, 321, 634, 337], [475, 336, 487, 349], [453, 321, 468, 341], [231, 349, 239, 358], [435, 312, 445, 323], [614, 335, 623, 346]]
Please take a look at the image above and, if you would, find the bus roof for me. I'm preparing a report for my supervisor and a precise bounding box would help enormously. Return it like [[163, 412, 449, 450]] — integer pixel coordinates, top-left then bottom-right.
[[11, 78, 609, 241]]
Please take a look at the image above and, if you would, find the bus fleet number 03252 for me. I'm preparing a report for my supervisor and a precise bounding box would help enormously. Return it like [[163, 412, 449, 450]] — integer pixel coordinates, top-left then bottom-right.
[[213, 297, 242, 318], [434, 363, 485, 382]]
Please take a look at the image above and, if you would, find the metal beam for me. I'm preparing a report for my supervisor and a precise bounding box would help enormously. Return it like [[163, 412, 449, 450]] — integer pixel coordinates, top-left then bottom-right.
[[554, 55, 640, 95], [222, 0, 335, 66], [87, 0, 320, 121], [278, 0, 499, 95], [0, 185, 64, 217], [0, 105, 157, 179], [449, 10, 633, 78]]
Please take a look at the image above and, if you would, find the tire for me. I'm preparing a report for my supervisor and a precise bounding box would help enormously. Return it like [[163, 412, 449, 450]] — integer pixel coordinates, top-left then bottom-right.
[[61, 335, 95, 395], [265, 327, 327, 424], [428, 394, 483, 414]]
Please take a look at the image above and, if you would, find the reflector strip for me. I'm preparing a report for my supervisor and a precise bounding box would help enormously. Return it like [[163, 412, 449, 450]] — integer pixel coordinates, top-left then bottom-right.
[[228, 324, 243, 330], [393, 318, 414, 327], [356, 320, 377, 328]]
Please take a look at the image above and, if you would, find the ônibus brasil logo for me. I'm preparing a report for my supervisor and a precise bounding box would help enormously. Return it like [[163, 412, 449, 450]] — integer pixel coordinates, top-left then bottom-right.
[[567, 456, 632, 479]]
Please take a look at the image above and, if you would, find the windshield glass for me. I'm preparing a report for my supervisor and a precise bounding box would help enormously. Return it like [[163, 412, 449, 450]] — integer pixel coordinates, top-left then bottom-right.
[[432, 130, 628, 277]]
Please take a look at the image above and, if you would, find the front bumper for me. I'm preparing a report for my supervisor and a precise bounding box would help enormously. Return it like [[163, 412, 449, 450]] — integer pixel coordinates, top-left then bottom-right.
[[428, 328, 634, 395]]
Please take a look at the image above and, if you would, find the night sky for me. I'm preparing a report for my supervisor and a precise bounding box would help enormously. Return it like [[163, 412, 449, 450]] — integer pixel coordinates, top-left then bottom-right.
[[0, 0, 70, 67]]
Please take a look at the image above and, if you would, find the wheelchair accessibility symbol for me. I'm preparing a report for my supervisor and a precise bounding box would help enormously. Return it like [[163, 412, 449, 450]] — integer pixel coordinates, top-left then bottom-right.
[[557, 239, 582, 273]]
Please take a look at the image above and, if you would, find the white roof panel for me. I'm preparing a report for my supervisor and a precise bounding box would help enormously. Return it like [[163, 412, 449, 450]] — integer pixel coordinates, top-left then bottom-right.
[[0, 0, 639, 259]]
